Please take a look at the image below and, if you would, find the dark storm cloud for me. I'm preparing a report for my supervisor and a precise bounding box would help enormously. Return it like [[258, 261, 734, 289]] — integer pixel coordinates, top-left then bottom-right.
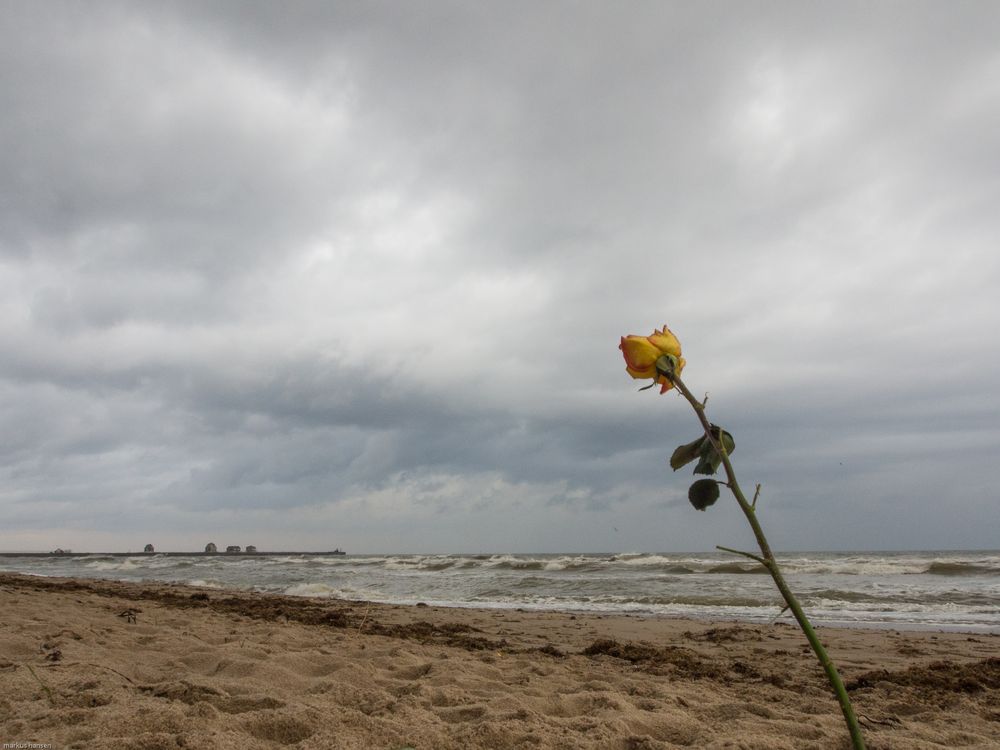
[[1, 1, 999, 552]]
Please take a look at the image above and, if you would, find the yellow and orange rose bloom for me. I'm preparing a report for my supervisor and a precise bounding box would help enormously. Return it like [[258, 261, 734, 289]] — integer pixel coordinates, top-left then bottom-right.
[[619, 325, 686, 393]]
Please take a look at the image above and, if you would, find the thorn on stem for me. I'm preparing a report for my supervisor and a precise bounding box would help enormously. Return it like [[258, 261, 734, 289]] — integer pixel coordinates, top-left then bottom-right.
[[752, 484, 761, 510]]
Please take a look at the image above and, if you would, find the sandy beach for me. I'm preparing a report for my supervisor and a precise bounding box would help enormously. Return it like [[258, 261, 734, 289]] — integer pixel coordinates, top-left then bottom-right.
[[1, 572, 998, 749]]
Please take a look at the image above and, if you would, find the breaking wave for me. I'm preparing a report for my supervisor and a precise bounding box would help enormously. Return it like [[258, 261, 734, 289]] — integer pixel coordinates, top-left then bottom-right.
[[3, 549, 999, 632]]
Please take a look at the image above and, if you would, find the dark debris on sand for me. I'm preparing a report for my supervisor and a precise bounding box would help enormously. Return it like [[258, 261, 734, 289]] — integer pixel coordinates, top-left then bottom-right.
[[0, 573, 508, 652], [582, 638, 726, 680], [684, 625, 766, 643], [848, 657, 1000, 696]]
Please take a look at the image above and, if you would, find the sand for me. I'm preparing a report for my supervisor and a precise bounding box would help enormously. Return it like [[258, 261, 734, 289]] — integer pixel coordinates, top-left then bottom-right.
[[1, 573, 998, 749]]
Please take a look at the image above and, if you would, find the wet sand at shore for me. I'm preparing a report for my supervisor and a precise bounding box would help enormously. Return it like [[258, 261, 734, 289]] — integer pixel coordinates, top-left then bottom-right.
[[1, 572, 998, 749]]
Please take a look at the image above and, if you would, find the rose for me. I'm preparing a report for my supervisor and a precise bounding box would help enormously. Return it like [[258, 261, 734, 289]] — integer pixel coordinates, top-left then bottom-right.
[[619, 325, 686, 393]]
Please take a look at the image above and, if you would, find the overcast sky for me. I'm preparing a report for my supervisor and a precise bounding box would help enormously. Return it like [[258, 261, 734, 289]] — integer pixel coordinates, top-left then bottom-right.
[[2, 1, 998, 554]]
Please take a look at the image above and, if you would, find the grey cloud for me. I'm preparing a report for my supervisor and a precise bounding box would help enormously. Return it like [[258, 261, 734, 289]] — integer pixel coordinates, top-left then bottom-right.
[[1, 1, 999, 552]]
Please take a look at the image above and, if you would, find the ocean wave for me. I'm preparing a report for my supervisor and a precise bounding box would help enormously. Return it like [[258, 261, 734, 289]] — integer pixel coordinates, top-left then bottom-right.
[[658, 565, 698, 574], [489, 560, 545, 571], [807, 597, 1000, 615], [617, 554, 692, 568], [706, 563, 770, 575], [188, 579, 225, 589], [283, 582, 340, 597], [325, 552, 1000, 578], [798, 589, 886, 604], [925, 561, 1000, 576], [382, 555, 459, 572], [541, 556, 609, 572], [805, 589, 1000, 607], [85, 558, 140, 572], [779, 555, 1000, 577], [8, 549, 1000, 633], [772, 557, 930, 576]]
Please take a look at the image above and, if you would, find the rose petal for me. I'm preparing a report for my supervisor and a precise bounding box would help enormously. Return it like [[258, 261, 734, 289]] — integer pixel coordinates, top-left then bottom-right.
[[646, 326, 682, 357], [619, 335, 661, 378]]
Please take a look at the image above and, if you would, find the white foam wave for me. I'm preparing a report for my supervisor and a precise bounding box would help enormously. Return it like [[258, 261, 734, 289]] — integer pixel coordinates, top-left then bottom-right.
[[188, 579, 224, 589], [85, 559, 140, 572], [283, 582, 340, 597]]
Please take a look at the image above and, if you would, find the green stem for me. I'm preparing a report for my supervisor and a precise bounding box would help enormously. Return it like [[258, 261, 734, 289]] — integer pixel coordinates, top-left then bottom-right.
[[669, 372, 866, 750]]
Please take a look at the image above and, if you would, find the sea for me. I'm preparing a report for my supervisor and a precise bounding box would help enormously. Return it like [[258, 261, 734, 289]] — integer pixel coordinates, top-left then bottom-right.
[[2, 550, 999, 633]]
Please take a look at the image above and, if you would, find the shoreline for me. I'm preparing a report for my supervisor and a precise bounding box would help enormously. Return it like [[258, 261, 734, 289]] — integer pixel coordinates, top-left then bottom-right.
[[2, 572, 999, 748], [3, 566, 996, 636]]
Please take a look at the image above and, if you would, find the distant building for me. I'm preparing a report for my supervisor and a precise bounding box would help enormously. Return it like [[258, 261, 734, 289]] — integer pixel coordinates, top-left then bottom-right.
[[225, 545, 241, 553], [144, 544, 154, 553], [205, 542, 217, 553], [245, 545, 257, 553]]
